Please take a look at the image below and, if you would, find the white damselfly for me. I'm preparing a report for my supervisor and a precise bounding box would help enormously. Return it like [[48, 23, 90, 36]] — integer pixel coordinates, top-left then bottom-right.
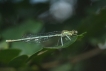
[[6, 30, 78, 47]]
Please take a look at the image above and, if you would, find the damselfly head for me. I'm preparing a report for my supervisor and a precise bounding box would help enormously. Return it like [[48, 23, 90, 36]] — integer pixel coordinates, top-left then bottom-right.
[[70, 30, 78, 35]]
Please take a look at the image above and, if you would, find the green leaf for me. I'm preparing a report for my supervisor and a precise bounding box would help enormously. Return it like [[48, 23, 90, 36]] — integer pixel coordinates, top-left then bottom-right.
[[0, 41, 9, 49], [0, 49, 21, 64], [2, 19, 43, 39], [8, 55, 28, 68], [2, 19, 44, 56], [12, 42, 43, 56], [77, 32, 87, 39]]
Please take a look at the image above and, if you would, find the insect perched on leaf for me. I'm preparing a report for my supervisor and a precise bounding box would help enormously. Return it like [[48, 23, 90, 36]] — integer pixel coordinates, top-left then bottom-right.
[[6, 30, 78, 49]]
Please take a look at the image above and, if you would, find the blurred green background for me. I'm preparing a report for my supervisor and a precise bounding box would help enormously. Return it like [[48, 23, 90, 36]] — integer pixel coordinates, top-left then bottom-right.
[[0, 0, 106, 71]]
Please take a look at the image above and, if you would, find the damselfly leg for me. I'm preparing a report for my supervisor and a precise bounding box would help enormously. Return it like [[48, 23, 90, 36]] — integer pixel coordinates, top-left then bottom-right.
[[60, 36, 63, 46], [65, 35, 71, 41]]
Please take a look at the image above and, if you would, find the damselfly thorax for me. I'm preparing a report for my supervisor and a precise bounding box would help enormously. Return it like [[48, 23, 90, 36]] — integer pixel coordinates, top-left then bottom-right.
[[6, 30, 78, 48]]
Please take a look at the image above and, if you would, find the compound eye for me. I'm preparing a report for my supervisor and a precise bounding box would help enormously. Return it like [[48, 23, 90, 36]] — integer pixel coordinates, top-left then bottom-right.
[[75, 31, 78, 34]]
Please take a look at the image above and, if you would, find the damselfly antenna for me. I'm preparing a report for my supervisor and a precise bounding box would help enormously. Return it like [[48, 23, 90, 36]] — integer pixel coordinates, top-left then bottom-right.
[[6, 30, 78, 46]]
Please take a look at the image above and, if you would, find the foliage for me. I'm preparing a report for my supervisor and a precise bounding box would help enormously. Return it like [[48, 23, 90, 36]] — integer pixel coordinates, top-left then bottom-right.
[[0, 0, 106, 71]]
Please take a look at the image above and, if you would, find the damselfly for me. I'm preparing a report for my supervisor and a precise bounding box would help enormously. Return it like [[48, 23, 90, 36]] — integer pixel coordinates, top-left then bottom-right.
[[6, 30, 78, 48]]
